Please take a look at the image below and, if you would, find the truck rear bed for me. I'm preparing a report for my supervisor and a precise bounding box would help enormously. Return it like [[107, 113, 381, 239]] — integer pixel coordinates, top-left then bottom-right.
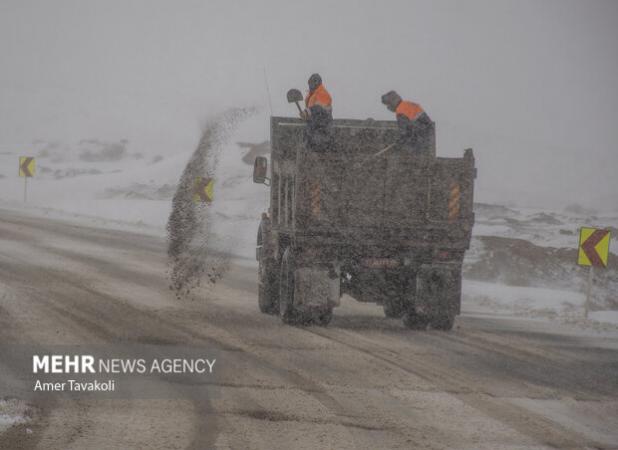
[[270, 117, 475, 250]]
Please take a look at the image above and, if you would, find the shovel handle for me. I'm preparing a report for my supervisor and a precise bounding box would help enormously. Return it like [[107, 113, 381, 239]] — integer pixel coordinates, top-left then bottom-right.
[[355, 142, 397, 169], [371, 143, 396, 159]]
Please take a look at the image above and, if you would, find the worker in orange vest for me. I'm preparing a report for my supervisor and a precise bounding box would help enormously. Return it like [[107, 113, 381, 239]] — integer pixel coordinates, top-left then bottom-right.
[[303, 73, 333, 150], [302, 73, 332, 124], [381, 90, 432, 151]]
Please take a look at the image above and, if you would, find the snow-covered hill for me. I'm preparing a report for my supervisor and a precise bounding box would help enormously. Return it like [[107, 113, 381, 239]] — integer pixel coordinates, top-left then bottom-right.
[[465, 204, 618, 325]]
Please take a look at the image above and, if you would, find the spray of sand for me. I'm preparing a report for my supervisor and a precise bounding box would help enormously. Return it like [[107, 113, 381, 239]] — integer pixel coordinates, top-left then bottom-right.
[[167, 107, 257, 298]]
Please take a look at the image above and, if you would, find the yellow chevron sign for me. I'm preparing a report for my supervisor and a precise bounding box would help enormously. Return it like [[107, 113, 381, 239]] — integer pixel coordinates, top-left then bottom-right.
[[19, 156, 36, 177], [578, 227, 611, 268], [193, 177, 214, 203]]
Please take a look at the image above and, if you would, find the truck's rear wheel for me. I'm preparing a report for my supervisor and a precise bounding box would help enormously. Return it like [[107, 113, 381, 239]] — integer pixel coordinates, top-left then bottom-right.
[[257, 218, 279, 315], [402, 312, 429, 330], [383, 296, 406, 318], [279, 249, 300, 325], [314, 308, 333, 326], [409, 264, 461, 331], [258, 258, 279, 315], [383, 272, 412, 318], [430, 314, 455, 331]]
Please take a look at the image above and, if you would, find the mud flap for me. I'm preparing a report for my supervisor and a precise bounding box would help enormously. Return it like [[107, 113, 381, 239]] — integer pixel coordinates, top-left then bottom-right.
[[414, 264, 461, 319], [294, 268, 340, 309]]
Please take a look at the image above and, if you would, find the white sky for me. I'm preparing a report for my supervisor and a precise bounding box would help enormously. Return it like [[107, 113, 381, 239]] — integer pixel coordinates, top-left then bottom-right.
[[1, 0, 617, 209]]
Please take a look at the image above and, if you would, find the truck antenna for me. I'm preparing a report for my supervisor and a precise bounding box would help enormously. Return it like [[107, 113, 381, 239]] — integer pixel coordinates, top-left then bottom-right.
[[263, 66, 274, 116]]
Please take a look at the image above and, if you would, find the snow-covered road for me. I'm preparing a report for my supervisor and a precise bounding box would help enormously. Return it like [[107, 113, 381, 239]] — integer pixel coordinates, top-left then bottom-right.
[[1, 210, 617, 449]]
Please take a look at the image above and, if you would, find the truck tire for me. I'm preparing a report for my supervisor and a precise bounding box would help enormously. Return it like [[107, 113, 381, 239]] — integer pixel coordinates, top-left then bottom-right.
[[315, 308, 333, 326], [429, 270, 457, 331], [402, 312, 429, 330], [279, 248, 301, 325], [383, 272, 412, 318], [258, 258, 279, 315], [430, 313, 455, 331], [417, 265, 460, 331], [383, 296, 406, 318], [383, 299, 405, 318], [425, 266, 459, 331]]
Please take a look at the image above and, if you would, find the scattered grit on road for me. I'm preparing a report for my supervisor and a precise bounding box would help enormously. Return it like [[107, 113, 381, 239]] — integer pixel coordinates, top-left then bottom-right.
[[167, 107, 256, 298], [1, 210, 617, 449]]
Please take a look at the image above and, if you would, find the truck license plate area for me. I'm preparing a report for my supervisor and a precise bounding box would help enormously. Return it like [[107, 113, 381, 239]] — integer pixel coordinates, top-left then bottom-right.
[[361, 258, 400, 269]]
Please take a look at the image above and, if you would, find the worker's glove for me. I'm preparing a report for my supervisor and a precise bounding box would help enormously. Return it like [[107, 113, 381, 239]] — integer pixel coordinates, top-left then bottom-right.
[[300, 109, 310, 121]]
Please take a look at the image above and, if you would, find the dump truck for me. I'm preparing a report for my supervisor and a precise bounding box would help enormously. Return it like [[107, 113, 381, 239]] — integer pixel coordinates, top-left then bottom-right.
[[252, 110, 476, 330]]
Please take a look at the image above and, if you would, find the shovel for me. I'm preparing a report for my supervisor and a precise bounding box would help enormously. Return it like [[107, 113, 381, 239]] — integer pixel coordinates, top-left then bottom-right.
[[287, 88, 304, 117], [368, 142, 397, 159], [353, 142, 398, 170]]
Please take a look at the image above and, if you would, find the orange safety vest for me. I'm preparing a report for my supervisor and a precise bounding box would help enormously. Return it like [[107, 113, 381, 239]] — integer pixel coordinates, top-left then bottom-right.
[[305, 84, 332, 110], [396, 100, 424, 121]]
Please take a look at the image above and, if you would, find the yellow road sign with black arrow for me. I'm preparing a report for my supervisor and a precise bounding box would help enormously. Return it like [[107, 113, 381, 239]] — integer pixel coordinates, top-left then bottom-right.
[[578, 227, 611, 268], [19, 156, 35, 177], [193, 177, 214, 203]]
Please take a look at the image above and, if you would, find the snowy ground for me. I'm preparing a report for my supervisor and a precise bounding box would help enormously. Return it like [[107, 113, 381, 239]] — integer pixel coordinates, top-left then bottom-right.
[[0, 110, 616, 328], [463, 280, 618, 332], [2, 211, 616, 449], [0, 399, 31, 434], [473, 202, 618, 250], [0, 110, 269, 257]]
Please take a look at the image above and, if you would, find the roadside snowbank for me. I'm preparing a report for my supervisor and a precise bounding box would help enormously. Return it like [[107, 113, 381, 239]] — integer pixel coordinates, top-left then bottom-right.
[[0, 399, 30, 433], [589, 311, 618, 325], [464, 280, 583, 312], [463, 280, 618, 328]]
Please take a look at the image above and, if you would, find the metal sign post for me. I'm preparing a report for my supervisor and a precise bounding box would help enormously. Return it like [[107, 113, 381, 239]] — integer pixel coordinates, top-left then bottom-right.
[[585, 266, 593, 320], [19, 156, 36, 202]]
